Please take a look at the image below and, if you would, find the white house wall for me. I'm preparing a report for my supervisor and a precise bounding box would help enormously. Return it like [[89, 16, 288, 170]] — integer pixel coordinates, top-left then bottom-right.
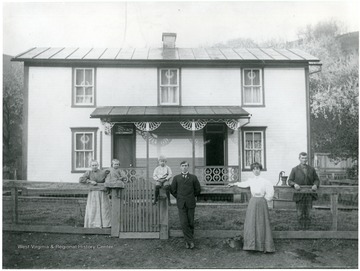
[[97, 68, 158, 106], [227, 128, 239, 166], [26, 66, 308, 184], [240, 68, 307, 184], [27, 67, 102, 182], [102, 131, 112, 168], [182, 68, 241, 105]]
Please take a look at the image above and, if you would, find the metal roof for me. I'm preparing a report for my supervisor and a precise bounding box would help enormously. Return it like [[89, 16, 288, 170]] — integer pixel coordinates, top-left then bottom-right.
[[91, 106, 250, 122], [13, 47, 320, 62]]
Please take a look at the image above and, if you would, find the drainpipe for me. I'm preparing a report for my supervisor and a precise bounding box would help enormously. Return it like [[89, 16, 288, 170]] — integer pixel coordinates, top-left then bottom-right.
[[238, 116, 251, 182]]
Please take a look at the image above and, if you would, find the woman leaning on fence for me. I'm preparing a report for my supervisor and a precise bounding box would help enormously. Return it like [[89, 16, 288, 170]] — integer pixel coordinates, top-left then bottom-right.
[[228, 162, 275, 253], [79, 160, 111, 228]]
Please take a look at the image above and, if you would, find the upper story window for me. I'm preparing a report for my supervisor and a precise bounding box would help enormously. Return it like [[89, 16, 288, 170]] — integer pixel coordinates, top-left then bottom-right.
[[73, 68, 95, 107], [242, 127, 266, 170], [159, 68, 180, 105], [242, 68, 263, 106]]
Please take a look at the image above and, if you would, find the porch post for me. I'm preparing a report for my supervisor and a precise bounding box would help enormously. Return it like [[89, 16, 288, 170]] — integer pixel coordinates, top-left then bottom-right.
[[159, 188, 169, 239], [111, 188, 121, 237], [100, 131, 103, 168], [233, 127, 242, 203], [330, 193, 339, 231], [11, 186, 18, 224], [146, 128, 150, 182]]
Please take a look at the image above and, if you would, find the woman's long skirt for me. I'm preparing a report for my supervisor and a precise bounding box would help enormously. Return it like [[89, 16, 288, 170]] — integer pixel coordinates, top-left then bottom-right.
[[243, 197, 275, 252], [84, 191, 111, 228]]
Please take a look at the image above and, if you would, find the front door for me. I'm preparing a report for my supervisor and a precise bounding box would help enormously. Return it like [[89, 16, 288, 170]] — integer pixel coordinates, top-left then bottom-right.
[[113, 124, 135, 167], [204, 123, 226, 166]]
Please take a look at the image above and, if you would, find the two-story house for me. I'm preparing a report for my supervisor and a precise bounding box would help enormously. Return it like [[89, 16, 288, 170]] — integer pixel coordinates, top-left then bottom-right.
[[13, 33, 319, 184]]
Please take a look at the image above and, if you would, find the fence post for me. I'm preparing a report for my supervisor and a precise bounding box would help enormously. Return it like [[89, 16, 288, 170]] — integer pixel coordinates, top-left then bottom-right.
[[233, 192, 242, 203], [159, 188, 169, 239], [111, 188, 121, 237], [330, 193, 338, 231], [11, 186, 18, 224]]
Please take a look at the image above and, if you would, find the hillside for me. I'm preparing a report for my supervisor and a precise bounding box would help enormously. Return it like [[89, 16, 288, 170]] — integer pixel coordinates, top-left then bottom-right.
[[336, 31, 359, 53]]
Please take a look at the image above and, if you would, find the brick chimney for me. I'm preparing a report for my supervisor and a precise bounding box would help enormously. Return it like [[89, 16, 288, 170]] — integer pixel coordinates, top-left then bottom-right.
[[162, 33, 177, 49]]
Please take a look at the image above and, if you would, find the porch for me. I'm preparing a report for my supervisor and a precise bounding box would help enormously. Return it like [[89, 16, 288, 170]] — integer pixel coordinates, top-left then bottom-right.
[[92, 106, 252, 185]]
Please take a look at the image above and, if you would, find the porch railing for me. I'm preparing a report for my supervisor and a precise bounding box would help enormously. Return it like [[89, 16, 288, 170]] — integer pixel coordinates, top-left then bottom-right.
[[195, 166, 240, 185], [118, 167, 146, 183]]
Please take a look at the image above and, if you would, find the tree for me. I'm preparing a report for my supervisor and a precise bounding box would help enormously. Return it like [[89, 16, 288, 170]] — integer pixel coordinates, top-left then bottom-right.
[[295, 21, 359, 163], [310, 55, 358, 161], [3, 55, 24, 179], [211, 20, 359, 164]]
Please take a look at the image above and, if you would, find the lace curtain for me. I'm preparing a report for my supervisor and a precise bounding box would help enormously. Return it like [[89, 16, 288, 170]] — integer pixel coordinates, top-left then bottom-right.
[[245, 132, 262, 167]]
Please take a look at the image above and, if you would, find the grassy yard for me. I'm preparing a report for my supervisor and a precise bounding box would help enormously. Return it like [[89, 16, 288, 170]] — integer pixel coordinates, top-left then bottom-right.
[[3, 196, 358, 231], [3, 192, 358, 269]]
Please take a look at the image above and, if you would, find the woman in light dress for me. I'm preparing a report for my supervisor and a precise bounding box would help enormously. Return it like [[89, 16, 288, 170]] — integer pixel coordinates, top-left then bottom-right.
[[79, 160, 111, 228], [228, 162, 275, 253]]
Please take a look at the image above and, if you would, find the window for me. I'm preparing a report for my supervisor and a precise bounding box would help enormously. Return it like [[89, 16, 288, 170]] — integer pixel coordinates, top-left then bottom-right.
[[242, 127, 266, 170], [71, 128, 98, 172], [159, 68, 180, 105], [242, 68, 263, 106], [73, 68, 95, 106]]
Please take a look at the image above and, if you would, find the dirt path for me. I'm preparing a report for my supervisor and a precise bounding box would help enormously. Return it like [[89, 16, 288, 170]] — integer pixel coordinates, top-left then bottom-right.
[[3, 232, 357, 269]]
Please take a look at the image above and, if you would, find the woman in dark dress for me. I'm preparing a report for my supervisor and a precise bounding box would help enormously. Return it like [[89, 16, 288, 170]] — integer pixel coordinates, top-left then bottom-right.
[[228, 162, 275, 253]]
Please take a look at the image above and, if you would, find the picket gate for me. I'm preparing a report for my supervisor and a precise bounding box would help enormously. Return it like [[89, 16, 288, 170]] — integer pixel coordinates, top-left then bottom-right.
[[110, 178, 168, 239]]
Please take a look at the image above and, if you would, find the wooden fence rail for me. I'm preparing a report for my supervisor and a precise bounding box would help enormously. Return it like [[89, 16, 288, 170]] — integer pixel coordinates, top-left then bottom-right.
[[3, 180, 358, 239]]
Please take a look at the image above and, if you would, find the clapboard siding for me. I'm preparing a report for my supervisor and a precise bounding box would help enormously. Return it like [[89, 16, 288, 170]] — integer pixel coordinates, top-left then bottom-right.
[[27, 67, 103, 182], [97, 68, 158, 106], [182, 68, 241, 106], [227, 127, 239, 166], [240, 68, 307, 184], [26, 65, 307, 184]]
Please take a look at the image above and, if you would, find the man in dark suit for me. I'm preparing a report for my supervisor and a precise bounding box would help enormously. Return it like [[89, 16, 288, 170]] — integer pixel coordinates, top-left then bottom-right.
[[170, 161, 201, 249], [288, 152, 320, 230]]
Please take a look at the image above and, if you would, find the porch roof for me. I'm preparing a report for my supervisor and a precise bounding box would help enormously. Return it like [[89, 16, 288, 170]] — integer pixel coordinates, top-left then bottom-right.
[[90, 106, 250, 122]]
